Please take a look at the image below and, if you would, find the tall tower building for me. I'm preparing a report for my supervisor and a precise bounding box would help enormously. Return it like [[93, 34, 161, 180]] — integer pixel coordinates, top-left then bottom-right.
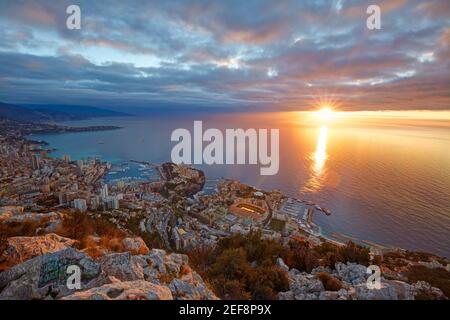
[[31, 154, 40, 170], [73, 199, 87, 212], [100, 184, 109, 200], [63, 154, 71, 163]]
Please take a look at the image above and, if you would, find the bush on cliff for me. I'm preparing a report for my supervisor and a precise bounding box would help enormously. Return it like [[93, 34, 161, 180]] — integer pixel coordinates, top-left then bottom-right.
[[188, 232, 289, 300], [405, 265, 450, 298], [281, 239, 319, 272], [316, 272, 343, 291]]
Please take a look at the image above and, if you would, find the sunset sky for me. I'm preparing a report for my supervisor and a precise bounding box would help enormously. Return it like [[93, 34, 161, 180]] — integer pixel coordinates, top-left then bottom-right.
[[0, 0, 449, 110]]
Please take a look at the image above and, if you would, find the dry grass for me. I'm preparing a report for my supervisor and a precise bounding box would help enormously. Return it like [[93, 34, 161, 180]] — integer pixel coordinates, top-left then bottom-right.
[[56, 211, 128, 259], [405, 266, 450, 298], [316, 272, 343, 291]]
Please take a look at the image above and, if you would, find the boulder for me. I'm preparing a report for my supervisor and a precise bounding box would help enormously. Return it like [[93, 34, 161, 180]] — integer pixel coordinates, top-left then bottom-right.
[[385, 280, 415, 300], [62, 280, 173, 300], [319, 291, 339, 300], [354, 282, 398, 300], [169, 278, 218, 300], [1, 233, 75, 267], [122, 237, 149, 255], [0, 248, 101, 300], [99, 252, 144, 282], [277, 269, 325, 300], [276, 257, 289, 272], [0, 247, 217, 300], [412, 281, 446, 300], [335, 262, 367, 285]]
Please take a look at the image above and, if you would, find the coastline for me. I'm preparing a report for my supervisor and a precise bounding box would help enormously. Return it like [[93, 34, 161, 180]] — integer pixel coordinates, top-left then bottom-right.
[[17, 117, 450, 259]]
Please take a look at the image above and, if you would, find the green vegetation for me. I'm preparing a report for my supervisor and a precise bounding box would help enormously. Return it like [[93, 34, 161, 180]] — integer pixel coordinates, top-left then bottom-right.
[[314, 241, 371, 267], [405, 265, 450, 298], [187, 232, 373, 299], [280, 239, 371, 273], [188, 231, 289, 300]]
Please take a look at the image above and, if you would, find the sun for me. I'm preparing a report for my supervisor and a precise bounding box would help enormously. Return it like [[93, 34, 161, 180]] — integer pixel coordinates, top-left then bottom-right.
[[315, 106, 336, 121]]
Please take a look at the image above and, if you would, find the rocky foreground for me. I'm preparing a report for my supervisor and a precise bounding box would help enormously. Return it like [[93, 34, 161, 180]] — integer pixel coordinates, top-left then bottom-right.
[[0, 234, 217, 300], [276, 258, 446, 300], [0, 231, 448, 300]]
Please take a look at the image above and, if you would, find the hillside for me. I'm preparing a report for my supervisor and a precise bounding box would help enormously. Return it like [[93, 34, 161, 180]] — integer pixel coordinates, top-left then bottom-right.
[[0, 102, 130, 121]]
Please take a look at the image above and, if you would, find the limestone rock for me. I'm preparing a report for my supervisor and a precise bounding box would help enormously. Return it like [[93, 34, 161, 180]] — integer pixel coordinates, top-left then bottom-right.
[[354, 282, 398, 300], [99, 252, 144, 282], [335, 262, 367, 285], [122, 237, 149, 255], [277, 269, 324, 300], [276, 257, 289, 272], [311, 266, 332, 275], [1, 233, 75, 267], [62, 280, 173, 300], [385, 280, 415, 300], [412, 281, 446, 300], [0, 246, 217, 300], [0, 248, 101, 300]]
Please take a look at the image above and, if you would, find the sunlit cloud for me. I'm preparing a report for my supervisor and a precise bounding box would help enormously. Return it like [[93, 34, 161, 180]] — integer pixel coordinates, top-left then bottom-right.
[[0, 0, 448, 110]]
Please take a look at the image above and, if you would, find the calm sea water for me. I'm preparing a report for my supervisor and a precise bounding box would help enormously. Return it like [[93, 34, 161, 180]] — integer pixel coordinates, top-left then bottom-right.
[[30, 112, 450, 257]]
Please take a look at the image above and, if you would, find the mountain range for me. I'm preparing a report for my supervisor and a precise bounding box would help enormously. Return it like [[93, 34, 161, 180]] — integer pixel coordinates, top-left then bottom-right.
[[0, 102, 130, 122]]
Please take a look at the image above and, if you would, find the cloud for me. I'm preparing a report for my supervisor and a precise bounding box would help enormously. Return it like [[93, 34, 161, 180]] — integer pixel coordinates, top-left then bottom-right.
[[0, 0, 448, 110]]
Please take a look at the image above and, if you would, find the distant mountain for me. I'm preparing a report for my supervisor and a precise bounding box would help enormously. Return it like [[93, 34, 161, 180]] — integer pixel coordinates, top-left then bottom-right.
[[0, 102, 130, 122], [0, 102, 53, 122], [20, 104, 130, 118]]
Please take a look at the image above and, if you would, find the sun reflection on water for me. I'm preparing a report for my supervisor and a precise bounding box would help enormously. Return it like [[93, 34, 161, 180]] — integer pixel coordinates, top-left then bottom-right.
[[303, 125, 329, 193]]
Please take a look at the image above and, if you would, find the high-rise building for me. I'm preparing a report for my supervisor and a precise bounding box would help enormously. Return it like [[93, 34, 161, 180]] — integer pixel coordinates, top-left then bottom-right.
[[77, 159, 84, 168], [63, 154, 71, 163], [105, 196, 119, 210], [31, 154, 40, 170], [90, 196, 100, 210], [100, 184, 108, 200], [58, 192, 67, 205], [73, 198, 87, 212]]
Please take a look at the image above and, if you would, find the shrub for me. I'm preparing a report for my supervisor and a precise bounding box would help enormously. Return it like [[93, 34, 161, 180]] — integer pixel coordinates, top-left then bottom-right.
[[56, 211, 127, 257], [82, 246, 104, 260], [187, 245, 216, 276], [0, 234, 7, 254], [316, 272, 343, 291], [57, 211, 95, 241], [281, 239, 319, 272], [405, 266, 450, 298], [338, 241, 370, 266], [210, 275, 252, 300], [0, 219, 44, 238], [216, 231, 284, 265], [247, 264, 289, 299], [193, 233, 290, 300]]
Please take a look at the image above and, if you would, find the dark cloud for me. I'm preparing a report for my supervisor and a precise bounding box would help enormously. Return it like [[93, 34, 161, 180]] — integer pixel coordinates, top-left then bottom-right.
[[0, 0, 449, 110]]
